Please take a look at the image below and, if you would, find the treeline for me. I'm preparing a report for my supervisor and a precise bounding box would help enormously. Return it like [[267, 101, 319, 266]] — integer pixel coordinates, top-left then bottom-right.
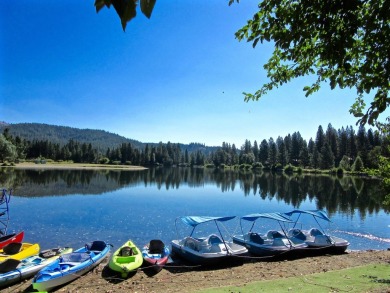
[[212, 124, 386, 171], [0, 123, 387, 171]]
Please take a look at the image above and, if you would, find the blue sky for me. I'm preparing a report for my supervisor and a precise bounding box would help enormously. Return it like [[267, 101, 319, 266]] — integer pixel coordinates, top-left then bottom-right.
[[0, 1, 379, 147]]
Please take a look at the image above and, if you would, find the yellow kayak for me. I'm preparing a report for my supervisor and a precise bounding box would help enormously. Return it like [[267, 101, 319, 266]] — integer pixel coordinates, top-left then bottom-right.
[[0, 242, 40, 262], [109, 240, 143, 278], [0, 247, 72, 288]]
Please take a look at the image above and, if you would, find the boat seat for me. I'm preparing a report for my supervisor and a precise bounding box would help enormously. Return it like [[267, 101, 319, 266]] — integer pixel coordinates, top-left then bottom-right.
[[40, 248, 59, 258], [61, 252, 91, 263], [289, 229, 307, 241], [86, 240, 106, 252], [120, 246, 134, 257], [149, 239, 164, 254], [273, 238, 287, 247], [184, 237, 200, 251], [2, 242, 23, 255], [266, 230, 285, 239], [249, 232, 264, 244], [208, 234, 223, 245], [309, 228, 324, 237], [60, 264, 71, 271], [0, 258, 21, 273]]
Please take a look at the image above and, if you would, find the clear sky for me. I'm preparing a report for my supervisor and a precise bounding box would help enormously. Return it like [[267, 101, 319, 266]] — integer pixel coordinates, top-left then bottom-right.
[[0, 1, 380, 147]]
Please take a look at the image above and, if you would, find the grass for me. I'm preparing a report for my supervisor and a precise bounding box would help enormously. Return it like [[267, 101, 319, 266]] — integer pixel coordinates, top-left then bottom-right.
[[197, 264, 390, 293]]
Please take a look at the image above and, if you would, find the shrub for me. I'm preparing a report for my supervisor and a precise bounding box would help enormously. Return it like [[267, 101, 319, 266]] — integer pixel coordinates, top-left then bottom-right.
[[99, 157, 109, 164], [336, 167, 344, 175], [284, 164, 294, 173], [253, 162, 263, 169], [352, 156, 364, 172], [338, 155, 351, 171]]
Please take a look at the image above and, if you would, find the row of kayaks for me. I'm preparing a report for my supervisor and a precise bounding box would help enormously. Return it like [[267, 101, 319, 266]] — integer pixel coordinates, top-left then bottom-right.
[[0, 209, 350, 291], [0, 235, 170, 291]]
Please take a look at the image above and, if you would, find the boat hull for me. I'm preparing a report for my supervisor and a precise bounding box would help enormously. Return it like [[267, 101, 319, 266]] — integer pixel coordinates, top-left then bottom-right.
[[0, 247, 72, 288], [171, 237, 247, 266], [142, 240, 170, 273], [32, 241, 110, 292], [288, 228, 350, 256], [0, 231, 24, 250], [108, 240, 143, 278], [0, 242, 40, 262], [232, 235, 307, 258], [304, 236, 349, 255]]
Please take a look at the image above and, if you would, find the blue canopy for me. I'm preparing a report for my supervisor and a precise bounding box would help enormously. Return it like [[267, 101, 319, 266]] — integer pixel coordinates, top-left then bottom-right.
[[284, 209, 331, 222], [241, 212, 293, 222], [179, 216, 236, 227]]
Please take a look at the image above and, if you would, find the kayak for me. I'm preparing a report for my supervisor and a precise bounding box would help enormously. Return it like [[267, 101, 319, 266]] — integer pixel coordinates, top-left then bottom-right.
[[0, 246, 72, 288], [109, 239, 143, 278], [0, 231, 24, 250], [32, 240, 110, 292], [142, 239, 170, 273], [0, 242, 40, 263]]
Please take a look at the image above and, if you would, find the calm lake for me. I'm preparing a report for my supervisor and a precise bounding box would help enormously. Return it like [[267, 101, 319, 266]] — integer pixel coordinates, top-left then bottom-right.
[[1, 167, 389, 252]]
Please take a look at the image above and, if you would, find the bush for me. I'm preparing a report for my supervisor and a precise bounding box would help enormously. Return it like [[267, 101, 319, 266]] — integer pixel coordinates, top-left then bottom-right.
[[99, 157, 109, 164], [252, 162, 263, 169], [338, 155, 351, 171], [352, 156, 364, 172], [239, 164, 252, 169], [336, 167, 344, 175], [284, 164, 294, 173]]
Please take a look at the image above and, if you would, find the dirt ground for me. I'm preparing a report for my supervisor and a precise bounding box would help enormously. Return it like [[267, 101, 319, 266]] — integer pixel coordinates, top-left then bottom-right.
[[3, 249, 389, 293]]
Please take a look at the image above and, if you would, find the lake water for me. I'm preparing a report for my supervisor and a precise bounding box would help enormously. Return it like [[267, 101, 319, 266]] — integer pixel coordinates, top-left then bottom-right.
[[1, 167, 389, 252]]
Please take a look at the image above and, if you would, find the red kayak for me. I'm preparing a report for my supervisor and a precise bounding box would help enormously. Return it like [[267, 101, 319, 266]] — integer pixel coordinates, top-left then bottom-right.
[[141, 239, 170, 273], [0, 231, 24, 249]]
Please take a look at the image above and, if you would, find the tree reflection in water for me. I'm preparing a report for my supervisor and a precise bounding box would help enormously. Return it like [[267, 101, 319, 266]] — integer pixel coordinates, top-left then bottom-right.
[[0, 167, 387, 218]]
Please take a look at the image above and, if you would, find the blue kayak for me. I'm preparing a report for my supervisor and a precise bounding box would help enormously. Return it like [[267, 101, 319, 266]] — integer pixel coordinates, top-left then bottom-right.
[[0, 247, 72, 289], [32, 240, 111, 292]]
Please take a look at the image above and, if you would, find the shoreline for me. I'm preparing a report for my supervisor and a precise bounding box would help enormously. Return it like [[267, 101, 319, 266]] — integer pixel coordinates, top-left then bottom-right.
[[7, 162, 147, 171], [2, 249, 389, 292]]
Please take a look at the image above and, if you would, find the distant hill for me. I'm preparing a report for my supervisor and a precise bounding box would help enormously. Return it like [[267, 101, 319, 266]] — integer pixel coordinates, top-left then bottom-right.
[[0, 122, 219, 153], [0, 123, 143, 151]]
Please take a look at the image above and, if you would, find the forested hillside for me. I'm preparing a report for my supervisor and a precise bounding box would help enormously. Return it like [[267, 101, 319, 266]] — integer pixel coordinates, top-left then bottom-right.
[[0, 122, 143, 150], [0, 123, 218, 166]]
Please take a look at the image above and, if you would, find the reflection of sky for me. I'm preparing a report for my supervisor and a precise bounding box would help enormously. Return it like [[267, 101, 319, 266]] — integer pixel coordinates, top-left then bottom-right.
[[7, 184, 390, 251]]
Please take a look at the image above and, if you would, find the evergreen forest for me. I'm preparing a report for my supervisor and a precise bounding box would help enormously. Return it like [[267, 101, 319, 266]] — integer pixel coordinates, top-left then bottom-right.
[[0, 122, 387, 173]]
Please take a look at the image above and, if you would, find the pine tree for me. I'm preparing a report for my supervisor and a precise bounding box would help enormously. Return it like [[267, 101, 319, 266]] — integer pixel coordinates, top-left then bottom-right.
[[325, 123, 338, 164], [290, 132, 302, 166], [310, 147, 320, 169], [315, 125, 325, 152], [320, 142, 335, 169], [268, 138, 277, 167], [259, 139, 269, 165]]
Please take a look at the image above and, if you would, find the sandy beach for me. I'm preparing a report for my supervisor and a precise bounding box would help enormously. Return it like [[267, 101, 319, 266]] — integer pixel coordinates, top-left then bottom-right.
[[2, 250, 389, 292]]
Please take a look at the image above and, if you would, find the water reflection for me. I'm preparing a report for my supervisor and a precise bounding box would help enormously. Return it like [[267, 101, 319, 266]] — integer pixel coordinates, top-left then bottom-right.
[[0, 167, 387, 217]]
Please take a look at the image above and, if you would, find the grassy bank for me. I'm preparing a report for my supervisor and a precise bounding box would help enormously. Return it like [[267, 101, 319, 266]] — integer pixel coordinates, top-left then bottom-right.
[[199, 263, 390, 293]]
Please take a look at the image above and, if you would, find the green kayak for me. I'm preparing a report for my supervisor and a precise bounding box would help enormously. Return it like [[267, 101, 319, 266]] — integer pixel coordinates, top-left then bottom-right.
[[108, 239, 143, 278]]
